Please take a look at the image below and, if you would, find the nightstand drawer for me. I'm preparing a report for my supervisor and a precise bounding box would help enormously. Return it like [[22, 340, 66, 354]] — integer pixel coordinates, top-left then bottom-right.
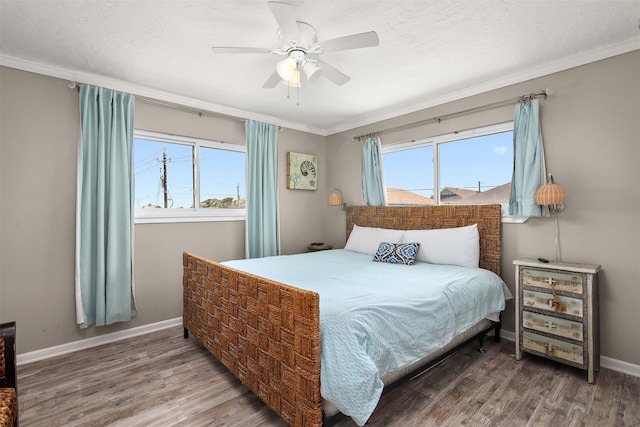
[[522, 268, 584, 294], [523, 331, 584, 365], [523, 311, 583, 341], [514, 259, 600, 383], [522, 289, 583, 317]]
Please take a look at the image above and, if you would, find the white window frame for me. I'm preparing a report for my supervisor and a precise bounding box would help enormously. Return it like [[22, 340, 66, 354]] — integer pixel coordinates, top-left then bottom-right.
[[134, 130, 246, 224], [383, 122, 526, 223]]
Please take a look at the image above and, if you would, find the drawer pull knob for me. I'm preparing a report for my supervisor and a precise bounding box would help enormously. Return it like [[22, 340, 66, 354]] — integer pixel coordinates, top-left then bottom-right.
[[545, 321, 556, 329], [545, 343, 556, 356], [550, 280, 567, 313]]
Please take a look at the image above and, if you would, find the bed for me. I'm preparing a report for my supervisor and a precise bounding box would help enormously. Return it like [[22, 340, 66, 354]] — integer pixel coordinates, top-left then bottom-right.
[[183, 204, 507, 426]]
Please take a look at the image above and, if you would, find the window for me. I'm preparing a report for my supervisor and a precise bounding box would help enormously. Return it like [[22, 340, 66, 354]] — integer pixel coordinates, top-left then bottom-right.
[[384, 145, 434, 205], [134, 130, 245, 223], [383, 122, 515, 218]]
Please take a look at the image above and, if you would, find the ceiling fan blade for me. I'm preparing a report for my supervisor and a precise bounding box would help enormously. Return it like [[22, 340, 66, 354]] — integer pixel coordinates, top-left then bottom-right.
[[317, 60, 350, 86], [320, 31, 379, 52], [268, 1, 299, 43], [262, 70, 282, 88], [211, 46, 274, 54]]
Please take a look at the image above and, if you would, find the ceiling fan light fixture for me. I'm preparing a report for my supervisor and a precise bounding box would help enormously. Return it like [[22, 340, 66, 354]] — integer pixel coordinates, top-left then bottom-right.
[[211, 3, 378, 89], [302, 60, 321, 82], [276, 57, 297, 80], [283, 70, 301, 87]]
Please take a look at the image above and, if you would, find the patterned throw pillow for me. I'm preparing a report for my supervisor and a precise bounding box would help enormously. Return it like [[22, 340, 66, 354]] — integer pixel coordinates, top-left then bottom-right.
[[372, 242, 420, 266]]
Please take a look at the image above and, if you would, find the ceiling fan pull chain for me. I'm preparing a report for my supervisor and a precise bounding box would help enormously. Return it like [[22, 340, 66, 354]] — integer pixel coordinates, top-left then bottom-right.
[[296, 64, 300, 106]]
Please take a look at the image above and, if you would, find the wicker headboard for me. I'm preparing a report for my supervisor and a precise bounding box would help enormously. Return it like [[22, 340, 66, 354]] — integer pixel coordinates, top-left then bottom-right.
[[346, 205, 502, 276]]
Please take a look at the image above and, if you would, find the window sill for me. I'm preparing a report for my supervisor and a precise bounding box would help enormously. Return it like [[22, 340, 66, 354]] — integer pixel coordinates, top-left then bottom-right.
[[133, 209, 525, 224], [502, 215, 529, 224], [134, 209, 245, 224]]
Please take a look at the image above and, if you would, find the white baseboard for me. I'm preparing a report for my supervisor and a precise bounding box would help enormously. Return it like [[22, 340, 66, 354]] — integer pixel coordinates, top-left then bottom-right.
[[500, 329, 516, 343], [499, 329, 640, 378], [17, 317, 182, 366], [17, 320, 640, 379], [600, 356, 640, 378]]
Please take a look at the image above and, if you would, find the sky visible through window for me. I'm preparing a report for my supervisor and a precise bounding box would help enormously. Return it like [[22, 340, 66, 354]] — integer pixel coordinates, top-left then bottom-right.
[[384, 131, 513, 199], [134, 131, 511, 208], [134, 138, 245, 209]]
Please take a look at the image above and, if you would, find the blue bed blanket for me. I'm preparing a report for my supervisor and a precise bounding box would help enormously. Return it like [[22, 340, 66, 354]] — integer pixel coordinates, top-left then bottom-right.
[[223, 249, 510, 426]]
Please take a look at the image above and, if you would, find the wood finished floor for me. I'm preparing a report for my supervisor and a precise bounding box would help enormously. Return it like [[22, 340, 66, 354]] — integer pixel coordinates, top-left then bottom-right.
[[17, 326, 640, 427]]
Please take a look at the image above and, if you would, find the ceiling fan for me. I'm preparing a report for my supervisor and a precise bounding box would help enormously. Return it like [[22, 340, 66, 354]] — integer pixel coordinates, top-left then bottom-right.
[[211, 1, 379, 88]]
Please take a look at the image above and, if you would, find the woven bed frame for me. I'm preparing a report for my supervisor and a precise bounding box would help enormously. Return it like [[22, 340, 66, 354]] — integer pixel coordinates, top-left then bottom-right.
[[183, 204, 502, 426]]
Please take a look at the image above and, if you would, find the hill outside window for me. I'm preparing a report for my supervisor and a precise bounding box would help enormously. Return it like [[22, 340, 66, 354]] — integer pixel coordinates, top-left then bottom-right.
[[383, 122, 518, 221]]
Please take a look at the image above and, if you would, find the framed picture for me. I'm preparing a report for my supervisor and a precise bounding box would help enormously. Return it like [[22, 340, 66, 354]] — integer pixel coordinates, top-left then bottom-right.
[[287, 152, 317, 190]]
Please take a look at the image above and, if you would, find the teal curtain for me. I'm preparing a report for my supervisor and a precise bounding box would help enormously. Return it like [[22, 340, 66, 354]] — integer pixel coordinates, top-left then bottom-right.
[[509, 99, 547, 217], [245, 120, 279, 258], [75, 85, 136, 328], [361, 135, 387, 206]]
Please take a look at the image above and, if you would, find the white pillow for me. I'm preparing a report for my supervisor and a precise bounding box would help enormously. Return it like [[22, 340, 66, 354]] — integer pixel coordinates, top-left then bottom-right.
[[401, 224, 480, 268], [344, 224, 404, 255]]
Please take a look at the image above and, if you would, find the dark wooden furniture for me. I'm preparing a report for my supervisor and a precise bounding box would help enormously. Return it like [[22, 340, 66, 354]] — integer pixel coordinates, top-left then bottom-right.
[[307, 243, 333, 252], [0, 321, 17, 427]]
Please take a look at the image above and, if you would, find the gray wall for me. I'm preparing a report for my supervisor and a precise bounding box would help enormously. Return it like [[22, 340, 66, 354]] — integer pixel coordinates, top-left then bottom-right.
[[0, 66, 326, 353], [325, 51, 640, 365], [1, 51, 639, 366]]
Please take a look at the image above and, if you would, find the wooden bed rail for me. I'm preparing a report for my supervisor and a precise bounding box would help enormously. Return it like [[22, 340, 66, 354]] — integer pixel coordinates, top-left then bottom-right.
[[183, 253, 323, 427], [183, 205, 502, 426]]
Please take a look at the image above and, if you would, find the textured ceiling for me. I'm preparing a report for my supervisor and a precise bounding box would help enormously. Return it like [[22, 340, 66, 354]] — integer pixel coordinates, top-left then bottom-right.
[[1, 1, 639, 135]]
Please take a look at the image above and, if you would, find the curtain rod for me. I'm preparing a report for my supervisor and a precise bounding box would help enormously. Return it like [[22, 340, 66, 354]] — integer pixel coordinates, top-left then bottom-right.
[[67, 81, 245, 123], [351, 88, 553, 141]]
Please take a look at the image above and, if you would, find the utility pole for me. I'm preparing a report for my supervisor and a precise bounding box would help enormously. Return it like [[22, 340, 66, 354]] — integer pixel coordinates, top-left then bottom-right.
[[237, 183, 240, 207], [157, 148, 171, 208], [162, 149, 168, 208]]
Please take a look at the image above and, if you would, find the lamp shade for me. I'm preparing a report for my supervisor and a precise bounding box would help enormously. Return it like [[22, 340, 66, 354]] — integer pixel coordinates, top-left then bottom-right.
[[276, 57, 297, 80], [328, 192, 342, 206], [283, 70, 301, 87], [535, 183, 566, 206], [302, 60, 321, 82]]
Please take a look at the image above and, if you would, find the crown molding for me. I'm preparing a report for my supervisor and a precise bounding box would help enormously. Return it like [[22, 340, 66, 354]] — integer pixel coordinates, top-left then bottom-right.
[[0, 54, 328, 136], [324, 37, 640, 136], [2, 36, 638, 138]]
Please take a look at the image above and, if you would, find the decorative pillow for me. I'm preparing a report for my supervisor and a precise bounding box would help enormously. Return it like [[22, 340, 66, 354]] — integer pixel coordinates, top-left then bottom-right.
[[344, 224, 404, 255], [401, 224, 479, 268], [372, 242, 420, 266]]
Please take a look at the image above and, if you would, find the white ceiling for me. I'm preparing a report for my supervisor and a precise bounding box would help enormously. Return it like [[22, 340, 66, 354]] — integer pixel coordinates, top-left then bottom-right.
[[1, 1, 639, 135]]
